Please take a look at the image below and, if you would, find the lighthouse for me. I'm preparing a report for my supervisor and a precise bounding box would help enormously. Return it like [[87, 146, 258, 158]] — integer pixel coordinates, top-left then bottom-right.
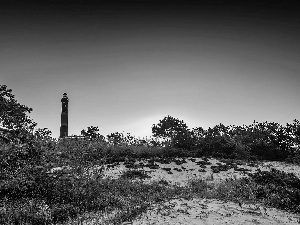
[[60, 93, 69, 138]]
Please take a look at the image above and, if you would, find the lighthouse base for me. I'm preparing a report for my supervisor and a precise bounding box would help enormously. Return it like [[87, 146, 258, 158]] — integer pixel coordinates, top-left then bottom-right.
[[60, 125, 68, 138]]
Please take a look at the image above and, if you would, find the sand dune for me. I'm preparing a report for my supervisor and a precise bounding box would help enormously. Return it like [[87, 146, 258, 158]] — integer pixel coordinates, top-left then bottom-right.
[[78, 157, 300, 224]]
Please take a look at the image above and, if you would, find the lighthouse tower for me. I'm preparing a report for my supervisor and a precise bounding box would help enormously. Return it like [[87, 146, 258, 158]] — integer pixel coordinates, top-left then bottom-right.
[[60, 93, 69, 138]]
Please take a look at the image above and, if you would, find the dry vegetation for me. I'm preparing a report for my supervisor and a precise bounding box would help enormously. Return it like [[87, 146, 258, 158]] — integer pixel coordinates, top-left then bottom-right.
[[1, 137, 300, 224]]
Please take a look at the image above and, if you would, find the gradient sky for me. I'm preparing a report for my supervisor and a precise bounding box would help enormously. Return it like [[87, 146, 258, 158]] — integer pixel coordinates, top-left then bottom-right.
[[1, 1, 300, 139]]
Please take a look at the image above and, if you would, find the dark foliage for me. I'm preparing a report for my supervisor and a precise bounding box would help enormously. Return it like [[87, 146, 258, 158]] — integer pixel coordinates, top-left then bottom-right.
[[249, 168, 300, 213]]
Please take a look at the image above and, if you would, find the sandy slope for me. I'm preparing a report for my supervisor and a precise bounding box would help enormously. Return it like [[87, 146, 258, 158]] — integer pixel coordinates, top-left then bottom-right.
[[95, 157, 300, 186], [75, 158, 300, 224], [132, 198, 300, 225]]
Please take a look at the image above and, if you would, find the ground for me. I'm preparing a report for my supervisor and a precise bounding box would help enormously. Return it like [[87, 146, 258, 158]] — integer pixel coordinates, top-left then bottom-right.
[[64, 157, 300, 224]]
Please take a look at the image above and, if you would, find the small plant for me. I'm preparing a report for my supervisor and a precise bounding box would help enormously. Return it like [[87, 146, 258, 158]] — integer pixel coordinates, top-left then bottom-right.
[[120, 169, 151, 179], [188, 179, 210, 196], [206, 172, 214, 181]]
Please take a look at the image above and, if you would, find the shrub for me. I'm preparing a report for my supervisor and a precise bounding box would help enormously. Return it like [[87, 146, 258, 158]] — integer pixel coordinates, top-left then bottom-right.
[[285, 152, 300, 165], [210, 178, 258, 204], [120, 170, 151, 179], [249, 168, 300, 213]]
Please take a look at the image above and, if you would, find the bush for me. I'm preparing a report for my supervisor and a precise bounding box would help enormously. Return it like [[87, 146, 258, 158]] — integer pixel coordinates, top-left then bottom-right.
[[120, 170, 151, 179], [249, 168, 300, 213], [285, 152, 300, 165], [250, 168, 300, 189], [0, 198, 52, 225], [161, 147, 189, 158]]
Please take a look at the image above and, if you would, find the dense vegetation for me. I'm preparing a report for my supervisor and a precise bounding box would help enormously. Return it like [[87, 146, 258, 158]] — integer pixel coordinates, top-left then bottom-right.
[[1, 84, 300, 224]]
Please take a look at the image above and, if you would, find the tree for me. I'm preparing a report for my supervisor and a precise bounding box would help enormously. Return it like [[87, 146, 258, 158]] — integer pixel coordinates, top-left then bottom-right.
[[152, 115, 191, 149], [81, 126, 102, 139], [0, 85, 37, 143], [0, 85, 55, 181], [189, 127, 206, 150], [106, 132, 127, 146]]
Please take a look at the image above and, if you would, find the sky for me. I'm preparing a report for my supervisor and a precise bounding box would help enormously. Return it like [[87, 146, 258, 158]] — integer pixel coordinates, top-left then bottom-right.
[[1, 0, 300, 139]]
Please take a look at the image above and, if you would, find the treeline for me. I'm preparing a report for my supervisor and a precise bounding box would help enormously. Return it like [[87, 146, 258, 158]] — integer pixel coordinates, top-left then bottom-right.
[[78, 116, 300, 161], [151, 115, 300, 161], [75, 115, 300, 163], [1, 83, 300, 164]]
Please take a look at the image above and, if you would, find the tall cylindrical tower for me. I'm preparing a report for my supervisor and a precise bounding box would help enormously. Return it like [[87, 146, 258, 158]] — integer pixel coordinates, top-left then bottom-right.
[[60, 93, 69, 138]]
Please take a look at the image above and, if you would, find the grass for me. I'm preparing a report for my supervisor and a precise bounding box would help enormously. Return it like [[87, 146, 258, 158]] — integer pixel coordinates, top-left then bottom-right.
[[1, 138, 300, 224]]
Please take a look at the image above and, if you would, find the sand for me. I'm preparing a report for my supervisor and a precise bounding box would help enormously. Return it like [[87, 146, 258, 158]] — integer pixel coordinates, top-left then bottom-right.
[[68, 157, 300, 224]]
